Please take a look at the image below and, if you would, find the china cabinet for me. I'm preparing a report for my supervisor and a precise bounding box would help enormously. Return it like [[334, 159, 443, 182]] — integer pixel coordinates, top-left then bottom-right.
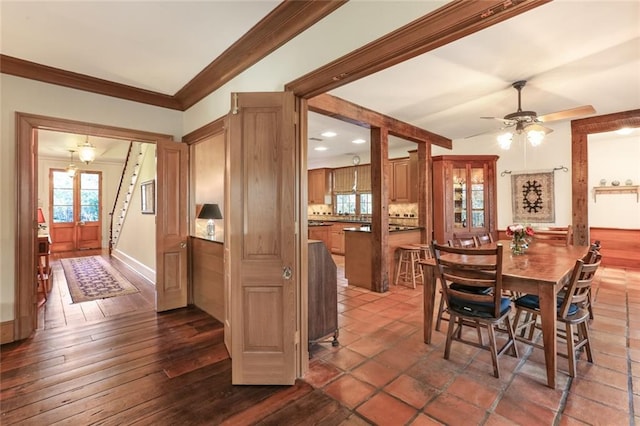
[[432, 155, 498, 244]]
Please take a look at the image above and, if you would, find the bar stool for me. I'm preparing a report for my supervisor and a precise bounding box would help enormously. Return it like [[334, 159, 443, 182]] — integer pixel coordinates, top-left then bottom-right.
[[394, 245, 423, 289], [411, 244, 431, 261]]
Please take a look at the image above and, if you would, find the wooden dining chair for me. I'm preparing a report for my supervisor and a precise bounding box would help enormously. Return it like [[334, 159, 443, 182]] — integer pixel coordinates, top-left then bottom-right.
[[431, 241, 518, 378], [448, 236, 478, 248], [474, 232, 494, 246], [532, 225, 573, 246], [513, 258, 601, 377]]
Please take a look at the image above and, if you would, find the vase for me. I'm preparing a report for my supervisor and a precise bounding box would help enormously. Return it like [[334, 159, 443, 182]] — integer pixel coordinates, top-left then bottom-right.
[[510, 238, 528, 255]]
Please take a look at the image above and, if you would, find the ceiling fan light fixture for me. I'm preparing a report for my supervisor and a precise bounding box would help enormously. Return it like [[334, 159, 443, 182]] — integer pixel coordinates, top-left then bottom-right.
[[497, 132, 513, 150], [78, 136, 96, 164]]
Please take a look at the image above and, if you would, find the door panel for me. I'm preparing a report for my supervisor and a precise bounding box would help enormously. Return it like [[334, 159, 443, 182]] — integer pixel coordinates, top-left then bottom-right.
[[156, 139, 189, 312], [228, 92, 298, 385]]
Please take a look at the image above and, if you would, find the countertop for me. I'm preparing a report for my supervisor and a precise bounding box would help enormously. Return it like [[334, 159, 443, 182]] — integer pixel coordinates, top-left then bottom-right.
[[344, 226, 422, 233]]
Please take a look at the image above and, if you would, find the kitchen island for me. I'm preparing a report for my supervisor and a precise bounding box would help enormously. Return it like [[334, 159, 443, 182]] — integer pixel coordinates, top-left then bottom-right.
[[344, 226, 421, 291]]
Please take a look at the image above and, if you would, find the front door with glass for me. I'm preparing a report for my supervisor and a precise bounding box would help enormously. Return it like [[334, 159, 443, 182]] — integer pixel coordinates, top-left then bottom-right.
[[50, 169, 102, 252]]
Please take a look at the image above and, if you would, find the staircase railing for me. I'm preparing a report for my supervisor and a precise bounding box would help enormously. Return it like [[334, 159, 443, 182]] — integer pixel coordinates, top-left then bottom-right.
[[109, 142, 134, 255]]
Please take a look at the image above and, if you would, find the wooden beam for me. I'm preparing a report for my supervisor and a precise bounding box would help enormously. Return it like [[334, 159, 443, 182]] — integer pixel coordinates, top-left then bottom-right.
[[174, 0, 347, 109], [0, 55, 182, 110], [1, 1, 347, 111], [286, 0, 551, 99], [308, 94, 452, 149], [571, 109, 640, 246]]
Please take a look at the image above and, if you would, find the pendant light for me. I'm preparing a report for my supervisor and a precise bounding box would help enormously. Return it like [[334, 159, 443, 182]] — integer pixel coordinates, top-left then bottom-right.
[[66, 150, 78, 177], [78, 136, 96, 164]]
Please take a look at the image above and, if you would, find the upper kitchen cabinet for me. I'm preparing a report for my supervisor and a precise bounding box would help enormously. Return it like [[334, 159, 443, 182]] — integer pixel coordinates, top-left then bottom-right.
[[432, 155, 498, 244], [389, 152, 418, 204], [308, 168, 332, 204]]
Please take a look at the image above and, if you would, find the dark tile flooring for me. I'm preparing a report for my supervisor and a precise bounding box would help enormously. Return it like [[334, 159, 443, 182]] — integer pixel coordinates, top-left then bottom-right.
[[304, 256, 639, 425]]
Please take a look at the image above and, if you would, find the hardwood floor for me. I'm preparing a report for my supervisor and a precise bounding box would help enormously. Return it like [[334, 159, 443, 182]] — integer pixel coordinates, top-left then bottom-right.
[[2, 253, 638, 425], [39, 250, 156, 330]]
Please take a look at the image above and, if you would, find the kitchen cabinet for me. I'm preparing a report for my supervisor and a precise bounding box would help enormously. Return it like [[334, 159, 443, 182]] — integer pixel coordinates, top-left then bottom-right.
[[308, 225, 332, 249], [330, 222, 353, 254], [432, 155, 498, 244], [389, 158, 410, 203], [308, 168, 332, 204]]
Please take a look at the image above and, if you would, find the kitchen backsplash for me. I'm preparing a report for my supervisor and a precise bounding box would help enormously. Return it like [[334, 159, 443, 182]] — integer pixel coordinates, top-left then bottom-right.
[[308, 203, 419, 226]]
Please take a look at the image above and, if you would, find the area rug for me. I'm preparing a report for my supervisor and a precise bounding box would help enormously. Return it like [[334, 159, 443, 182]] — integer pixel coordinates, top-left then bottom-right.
[[61, 256, 139, 303]]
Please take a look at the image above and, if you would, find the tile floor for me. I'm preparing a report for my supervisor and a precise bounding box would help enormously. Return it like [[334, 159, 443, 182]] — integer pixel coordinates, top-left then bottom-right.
[[304, 256, 639, 425]]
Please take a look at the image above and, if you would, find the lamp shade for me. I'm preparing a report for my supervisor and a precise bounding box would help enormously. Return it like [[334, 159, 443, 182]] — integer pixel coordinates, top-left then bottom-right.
[[37, 207, 46, 224], [198, 203, 223, 220]]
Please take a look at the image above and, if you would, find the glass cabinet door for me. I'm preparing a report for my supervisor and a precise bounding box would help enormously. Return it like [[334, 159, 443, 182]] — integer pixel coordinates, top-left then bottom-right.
[[452, 166, 467, 229], [470, 166, 485, 228]]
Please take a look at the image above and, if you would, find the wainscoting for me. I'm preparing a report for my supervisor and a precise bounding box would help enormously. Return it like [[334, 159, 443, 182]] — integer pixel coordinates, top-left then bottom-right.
[[590, 227, 640, 270]]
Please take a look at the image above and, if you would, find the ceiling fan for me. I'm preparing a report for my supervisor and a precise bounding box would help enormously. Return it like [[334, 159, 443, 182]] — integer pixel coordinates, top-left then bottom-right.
[[468, 80, 596, 141]]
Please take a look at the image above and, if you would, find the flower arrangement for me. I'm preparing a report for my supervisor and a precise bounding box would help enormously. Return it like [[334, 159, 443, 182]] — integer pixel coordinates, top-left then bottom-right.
[[506, 224, 534, 255]]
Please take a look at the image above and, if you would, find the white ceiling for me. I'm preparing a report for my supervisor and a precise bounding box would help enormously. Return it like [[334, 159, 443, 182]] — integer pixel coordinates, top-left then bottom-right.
[[2, 1, 639, 166]]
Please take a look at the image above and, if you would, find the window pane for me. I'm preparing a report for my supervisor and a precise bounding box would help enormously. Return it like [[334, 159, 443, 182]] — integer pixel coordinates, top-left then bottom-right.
[[81, 205, 99, 222], [53, 171, 73, 189], [53, 206, 73, 223], [81, 189, 99, 205], [53, 188, 73, 205], [81, 173, 99, 189], [336, 194, 356, 214], [360, 193, 372, 215]]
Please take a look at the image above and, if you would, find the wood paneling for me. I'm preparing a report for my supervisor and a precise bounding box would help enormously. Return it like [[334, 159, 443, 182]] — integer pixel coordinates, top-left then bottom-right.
[[589, 228, 640, 270], [0, 320, 14, 344], [190, 237, 224, 321]]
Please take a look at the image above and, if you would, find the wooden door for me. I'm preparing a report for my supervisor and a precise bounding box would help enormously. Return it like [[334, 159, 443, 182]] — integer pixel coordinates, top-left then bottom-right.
[[49, 169, 102, 252], [155, 139, 189, 311], [227, 91, 299, 385]]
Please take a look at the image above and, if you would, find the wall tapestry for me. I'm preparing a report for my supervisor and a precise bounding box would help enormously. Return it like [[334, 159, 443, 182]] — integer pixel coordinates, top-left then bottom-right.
[[511, 171, 555, 223]]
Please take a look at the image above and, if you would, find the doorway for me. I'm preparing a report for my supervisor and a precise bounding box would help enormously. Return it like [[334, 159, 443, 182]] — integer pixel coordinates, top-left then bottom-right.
[[15, 113, 178, 341]]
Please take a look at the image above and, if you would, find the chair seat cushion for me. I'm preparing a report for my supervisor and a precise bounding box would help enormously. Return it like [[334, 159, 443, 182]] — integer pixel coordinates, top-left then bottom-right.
[[449, 296, 511, 319], [450, 283, 492, 295], [515, 294, 579, 316]]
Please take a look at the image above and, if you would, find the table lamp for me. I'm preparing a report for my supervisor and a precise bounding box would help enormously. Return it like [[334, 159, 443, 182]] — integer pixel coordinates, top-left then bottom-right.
[[198, 203, 223, 237], [37, 207, 46, 230]]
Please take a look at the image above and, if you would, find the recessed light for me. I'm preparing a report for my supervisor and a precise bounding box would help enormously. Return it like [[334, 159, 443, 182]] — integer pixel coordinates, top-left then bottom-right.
[[352, 138, 366, 144], [321, 131, 337, 138], [314, 146, 328, 151], [615, 127, 634, 135]]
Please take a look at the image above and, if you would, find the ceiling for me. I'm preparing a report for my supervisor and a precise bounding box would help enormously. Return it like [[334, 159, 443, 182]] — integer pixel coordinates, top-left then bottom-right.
[[2, 1, 638, 166]]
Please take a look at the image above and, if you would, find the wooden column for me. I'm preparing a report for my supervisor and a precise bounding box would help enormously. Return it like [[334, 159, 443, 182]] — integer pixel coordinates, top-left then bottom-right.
[[370, 127, 389, 293], [418, 142, 432, 244]]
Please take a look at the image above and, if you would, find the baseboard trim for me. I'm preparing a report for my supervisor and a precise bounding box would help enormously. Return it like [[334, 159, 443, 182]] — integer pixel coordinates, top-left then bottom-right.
[[1, 320, 15, 345], [111, 249, 156, 285]]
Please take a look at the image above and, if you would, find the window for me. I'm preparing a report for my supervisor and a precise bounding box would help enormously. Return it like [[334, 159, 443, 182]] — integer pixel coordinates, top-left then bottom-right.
[[359, 193, 372, 215], [51, 170, 101, 223], [335, 193, 356, 215]]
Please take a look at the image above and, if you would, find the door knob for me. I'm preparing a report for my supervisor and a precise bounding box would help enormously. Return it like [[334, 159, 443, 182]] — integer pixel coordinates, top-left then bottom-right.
[[180, 242, 187, 249], [282, 266, 292, 280]]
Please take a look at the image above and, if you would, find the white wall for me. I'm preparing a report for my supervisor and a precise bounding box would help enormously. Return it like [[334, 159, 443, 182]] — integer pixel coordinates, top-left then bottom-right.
[[1, 74, 181, 322], [115, 144, 157, 277], [588, 133, 640, 229]]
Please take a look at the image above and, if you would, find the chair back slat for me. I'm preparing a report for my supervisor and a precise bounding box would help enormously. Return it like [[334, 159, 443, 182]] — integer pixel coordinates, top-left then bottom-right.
[[432, 240, 503, 319], [474, 233, 494, 246], [449, 237, 478, 248], [558, 259, 601, 319]]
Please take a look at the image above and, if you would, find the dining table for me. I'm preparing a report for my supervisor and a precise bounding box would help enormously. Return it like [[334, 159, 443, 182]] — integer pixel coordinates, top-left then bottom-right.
[[420, 240, 590, 388]]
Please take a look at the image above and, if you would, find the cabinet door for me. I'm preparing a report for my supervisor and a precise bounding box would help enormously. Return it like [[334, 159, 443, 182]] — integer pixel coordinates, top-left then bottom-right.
[[390, 159, 410, 202], [452, 163, 488, 233]]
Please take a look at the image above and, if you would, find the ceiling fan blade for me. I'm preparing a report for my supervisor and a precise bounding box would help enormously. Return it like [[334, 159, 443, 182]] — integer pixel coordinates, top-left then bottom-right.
[[537, 105, 596, 122], [480, 116, 517, 124]]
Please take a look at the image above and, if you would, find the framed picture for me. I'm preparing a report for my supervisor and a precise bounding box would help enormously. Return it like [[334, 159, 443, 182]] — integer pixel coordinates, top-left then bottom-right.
[[140, 180, 155, 214]]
